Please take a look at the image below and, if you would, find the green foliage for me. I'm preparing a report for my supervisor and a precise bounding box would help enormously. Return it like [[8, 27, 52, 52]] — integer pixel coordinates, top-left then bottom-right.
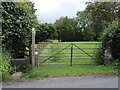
[[35, 23, 57, 43], [2, 2, 38, 58], [75, 11, 95, 41], [54, 14, 96, 41], [84, 2, 120, 64], [94, 48, 104, 65], [54, 16, 77, 42], [101, 21, 120, 63], [85, 2, 120, 40], [54, 2, 119, 42], [2, 50, 13, 81]]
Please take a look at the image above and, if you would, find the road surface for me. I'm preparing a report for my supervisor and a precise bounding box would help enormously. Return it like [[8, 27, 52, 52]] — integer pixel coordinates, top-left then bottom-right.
[[2, 74, 118, 88]]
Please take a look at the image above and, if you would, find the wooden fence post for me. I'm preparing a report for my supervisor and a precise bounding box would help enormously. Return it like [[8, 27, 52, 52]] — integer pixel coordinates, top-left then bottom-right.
[[35, 48, 39, 66], [32, 28, 35, 65]]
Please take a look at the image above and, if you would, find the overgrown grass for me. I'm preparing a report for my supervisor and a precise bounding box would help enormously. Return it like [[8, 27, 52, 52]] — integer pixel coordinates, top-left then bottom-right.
[[21, 65, 118, 79], [2, 50, 13, 81]]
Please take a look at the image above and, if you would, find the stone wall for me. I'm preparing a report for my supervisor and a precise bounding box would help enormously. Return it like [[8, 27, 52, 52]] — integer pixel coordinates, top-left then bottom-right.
[[10, 59, 30, 67], [104, 46, 112, 65]]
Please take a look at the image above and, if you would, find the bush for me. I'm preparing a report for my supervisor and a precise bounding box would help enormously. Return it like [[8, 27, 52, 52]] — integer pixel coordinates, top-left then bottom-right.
[[101, 21, 120, 65], [94, 47, 104, 65], [2, 50, 13, 81]]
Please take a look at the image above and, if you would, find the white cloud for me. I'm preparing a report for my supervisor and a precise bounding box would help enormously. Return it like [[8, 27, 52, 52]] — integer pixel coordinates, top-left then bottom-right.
[[32, 0, 88, 23], [33, 0, 62, 14]]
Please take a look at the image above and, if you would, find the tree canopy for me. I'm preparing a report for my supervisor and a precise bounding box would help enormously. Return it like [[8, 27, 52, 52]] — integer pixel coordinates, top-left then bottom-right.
[[35, 23, 57, 43], [85, 2, 120, 40], [54, 16, 77, 42]]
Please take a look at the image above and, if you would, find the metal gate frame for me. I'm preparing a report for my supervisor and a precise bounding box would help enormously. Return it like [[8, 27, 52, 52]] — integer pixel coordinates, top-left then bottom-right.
[[38, 42, 101, 66]]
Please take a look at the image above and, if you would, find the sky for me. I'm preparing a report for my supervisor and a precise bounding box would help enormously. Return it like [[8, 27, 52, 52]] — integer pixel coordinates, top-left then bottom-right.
[[32, 0, 88, 23]]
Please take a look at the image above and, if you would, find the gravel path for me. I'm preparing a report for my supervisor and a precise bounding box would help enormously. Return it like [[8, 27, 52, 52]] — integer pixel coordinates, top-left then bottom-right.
[[2, 74, 118, 88]]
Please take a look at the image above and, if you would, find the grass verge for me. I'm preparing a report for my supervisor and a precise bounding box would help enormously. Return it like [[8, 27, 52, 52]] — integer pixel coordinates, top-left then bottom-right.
[[21, 65, 118, 79]]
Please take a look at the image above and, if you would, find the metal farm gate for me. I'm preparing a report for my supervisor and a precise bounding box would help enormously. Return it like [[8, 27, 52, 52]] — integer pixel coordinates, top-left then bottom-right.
[[36, 42, 102, 66]]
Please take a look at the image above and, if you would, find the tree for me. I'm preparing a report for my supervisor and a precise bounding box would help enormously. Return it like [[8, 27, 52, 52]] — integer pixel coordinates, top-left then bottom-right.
[[75, 11, 95, 41], [85, 2, 120, 40], [54, 16, 76, 42], [2, 2, 38, 58], [35, 23, 57, 43]]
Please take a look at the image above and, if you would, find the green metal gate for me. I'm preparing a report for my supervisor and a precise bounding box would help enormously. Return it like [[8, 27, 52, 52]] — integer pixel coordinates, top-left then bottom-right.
[[37, 42, 102, 65]]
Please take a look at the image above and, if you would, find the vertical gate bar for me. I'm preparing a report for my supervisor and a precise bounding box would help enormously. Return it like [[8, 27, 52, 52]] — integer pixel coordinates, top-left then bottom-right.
[[70, 44, 73, 66]]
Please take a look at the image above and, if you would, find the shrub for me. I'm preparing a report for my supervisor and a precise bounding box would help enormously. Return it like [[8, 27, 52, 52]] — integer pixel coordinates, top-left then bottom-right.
[[101, 21, 120, 65], [2, 49, 13, 81], [94, 47, 104, 65]]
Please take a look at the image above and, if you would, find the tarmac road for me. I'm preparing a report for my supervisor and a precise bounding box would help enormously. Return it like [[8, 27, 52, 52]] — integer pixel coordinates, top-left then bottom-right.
[[2, 74, 118, 88]]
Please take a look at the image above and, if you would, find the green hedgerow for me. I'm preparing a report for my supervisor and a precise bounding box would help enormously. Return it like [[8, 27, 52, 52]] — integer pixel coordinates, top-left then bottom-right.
[[101, 21, 120, 65]]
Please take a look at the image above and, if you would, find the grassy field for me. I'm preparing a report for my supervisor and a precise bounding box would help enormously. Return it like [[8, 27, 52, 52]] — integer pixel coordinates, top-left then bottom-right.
[[21, 65, 118, 79], [36, 41, 102, 65]]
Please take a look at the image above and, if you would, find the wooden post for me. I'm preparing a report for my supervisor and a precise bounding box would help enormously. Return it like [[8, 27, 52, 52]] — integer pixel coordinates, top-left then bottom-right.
[[35, 48, 39, 66], [35, 55, 39, 66], [32, 28, 35, 65]]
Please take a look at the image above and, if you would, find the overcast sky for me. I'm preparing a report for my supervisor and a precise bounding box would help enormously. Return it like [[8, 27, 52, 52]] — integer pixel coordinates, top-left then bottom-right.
[[32, 0, 88, 23]]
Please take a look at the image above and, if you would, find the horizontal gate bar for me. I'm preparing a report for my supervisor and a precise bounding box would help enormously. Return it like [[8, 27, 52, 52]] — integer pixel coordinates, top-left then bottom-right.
[[39, 55, 95, 57], [39, 56, 70, 57], [40, 64, 96, 65], [39, 60, 95, 63], [40, 58, 93, 60], [39, 53, 99, 54], [39, 48, 101, 49], [39, 61, 95, 63], [39, 42, 102, 44], [40, 58, 70, 62]]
